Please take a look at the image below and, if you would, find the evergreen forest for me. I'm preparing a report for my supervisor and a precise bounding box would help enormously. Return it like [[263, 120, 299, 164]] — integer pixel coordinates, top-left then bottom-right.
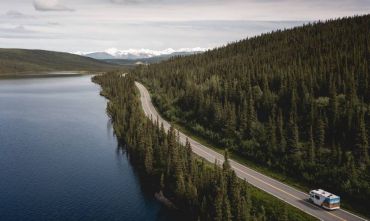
[[134, 15, 370, 216], [93, 73, 316, 221]]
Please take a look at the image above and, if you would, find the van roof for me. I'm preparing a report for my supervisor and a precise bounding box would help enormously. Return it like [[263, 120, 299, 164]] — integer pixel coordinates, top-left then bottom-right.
[[310, 189, 339, 199]]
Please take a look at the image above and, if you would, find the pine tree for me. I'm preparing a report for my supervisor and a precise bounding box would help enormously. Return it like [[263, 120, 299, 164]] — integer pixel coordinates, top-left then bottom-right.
[[315, 116, 325, 151], [308, 126, 316, 164], [200, 196, 208, 220], [279, 205, 289, 221], [328, 81, 338, 146], [287, 112, 300, 160], [259, 205, 267, 221], [144, 136, 154, 174], [214, 187, 224, 221], [267, 114, 277, 165], [223, 149, 232, 172], [355, 112, 369, 168], [160, 173, 165, 190], [246, 93, 257, 138], [240, 181, 251, 221], [185, 138, 193, 173], [222, 195, 232, 221], [277, 109, 287, 154], [175, 172, 186, 197]]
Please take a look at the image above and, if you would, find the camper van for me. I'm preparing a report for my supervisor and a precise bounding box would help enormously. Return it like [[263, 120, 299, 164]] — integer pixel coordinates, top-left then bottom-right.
[[309, 189, 340, 210]]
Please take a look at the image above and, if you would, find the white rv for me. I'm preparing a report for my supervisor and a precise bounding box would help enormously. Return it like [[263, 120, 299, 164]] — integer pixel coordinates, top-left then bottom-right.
[[309, 189, 340, 210]]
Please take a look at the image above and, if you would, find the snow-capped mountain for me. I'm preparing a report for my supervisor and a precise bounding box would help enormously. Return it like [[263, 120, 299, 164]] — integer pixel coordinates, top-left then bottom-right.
[[74, 47, 208, 60]]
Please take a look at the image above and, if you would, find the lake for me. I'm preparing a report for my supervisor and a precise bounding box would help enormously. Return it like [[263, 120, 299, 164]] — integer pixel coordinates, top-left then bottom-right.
[[0, 75, 175, 221]]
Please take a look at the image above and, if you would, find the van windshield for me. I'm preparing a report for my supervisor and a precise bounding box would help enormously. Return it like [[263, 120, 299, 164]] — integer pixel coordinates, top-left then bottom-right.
[[329, 197, 340, 204], [324, 197, 340, 204]]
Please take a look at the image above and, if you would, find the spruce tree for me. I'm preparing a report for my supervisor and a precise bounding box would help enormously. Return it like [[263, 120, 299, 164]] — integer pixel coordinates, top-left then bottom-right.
[[308, 126, 316, 164], [315, 116, 325, 151], [355, 112, 369, 168], [144, 135, 154, 174], [287, 112, 300, 160], [223, 149, 232, 172]]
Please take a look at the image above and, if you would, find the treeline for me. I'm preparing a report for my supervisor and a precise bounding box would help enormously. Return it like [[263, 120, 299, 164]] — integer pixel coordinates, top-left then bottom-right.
[[93, 72, 316, 221], [134, 15, 370, 215]]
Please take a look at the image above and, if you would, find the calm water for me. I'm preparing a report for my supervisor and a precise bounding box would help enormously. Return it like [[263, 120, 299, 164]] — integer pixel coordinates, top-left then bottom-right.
[[0, 75, 173, 221]]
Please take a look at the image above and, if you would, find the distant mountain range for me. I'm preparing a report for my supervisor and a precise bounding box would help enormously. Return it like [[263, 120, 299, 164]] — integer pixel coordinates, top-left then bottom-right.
[[74, 47, 208, 60]]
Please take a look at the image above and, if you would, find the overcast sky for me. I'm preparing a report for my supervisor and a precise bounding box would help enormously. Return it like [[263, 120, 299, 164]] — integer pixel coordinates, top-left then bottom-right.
[[0, 0, 369, 52]]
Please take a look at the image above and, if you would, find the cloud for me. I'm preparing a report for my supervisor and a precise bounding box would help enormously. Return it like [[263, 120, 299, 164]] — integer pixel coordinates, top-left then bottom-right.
[[111, 0, 124, 3], [0, 24, 59, 39], [47, 22, 61, 26], [6, 10, 26, 18], [110, 0, 149, 4], [5, 10, 35, 19], [1, 0, 369, 53], [0, 25, 34, 38], [33, 0, 74, 12], [108, 0, 232, 5]]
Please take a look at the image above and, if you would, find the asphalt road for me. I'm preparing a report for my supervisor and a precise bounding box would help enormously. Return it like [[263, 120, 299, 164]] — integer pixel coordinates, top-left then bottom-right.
[[135, 81, 367, 221]]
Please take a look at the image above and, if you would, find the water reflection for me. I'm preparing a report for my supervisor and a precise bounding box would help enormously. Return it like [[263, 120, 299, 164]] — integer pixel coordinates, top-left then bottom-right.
[[0, 75, 176, 221]]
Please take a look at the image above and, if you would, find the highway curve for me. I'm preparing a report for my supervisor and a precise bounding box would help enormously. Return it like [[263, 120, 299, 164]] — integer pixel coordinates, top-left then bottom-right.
[[135, 81, 367, 221]]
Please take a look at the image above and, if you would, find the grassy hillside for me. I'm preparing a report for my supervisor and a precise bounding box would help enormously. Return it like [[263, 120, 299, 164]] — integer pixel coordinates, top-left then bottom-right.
[[135, 14, 370, 217], [0, 48, 118, 75]]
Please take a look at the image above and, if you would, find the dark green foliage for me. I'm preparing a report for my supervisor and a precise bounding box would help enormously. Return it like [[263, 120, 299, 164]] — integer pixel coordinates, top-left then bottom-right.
[[134, 15, 370, 216], [93, 72, 316, 221], [0, 48, 118, 75], [355, 111, 369, 168]]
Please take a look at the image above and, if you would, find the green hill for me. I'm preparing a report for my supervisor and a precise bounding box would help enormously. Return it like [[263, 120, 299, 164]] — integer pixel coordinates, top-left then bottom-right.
[[0, 48, 118, 75], [135, 15, 370, 217]]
